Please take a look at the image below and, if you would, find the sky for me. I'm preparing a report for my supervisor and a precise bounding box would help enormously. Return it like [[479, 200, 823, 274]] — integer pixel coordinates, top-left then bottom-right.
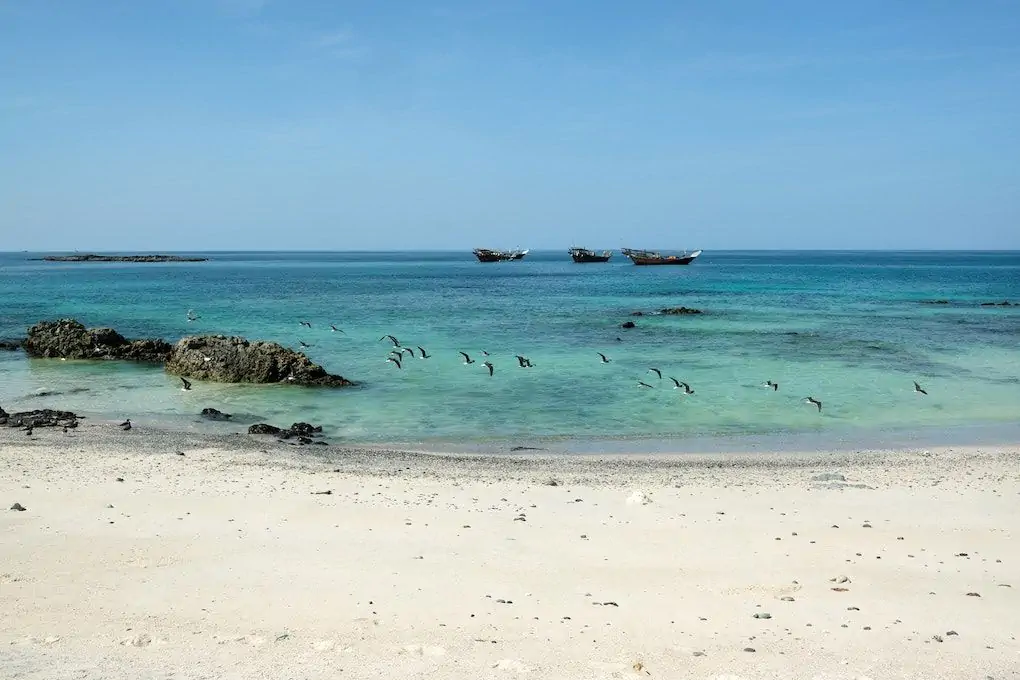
[[1, 0, 1018, 251]]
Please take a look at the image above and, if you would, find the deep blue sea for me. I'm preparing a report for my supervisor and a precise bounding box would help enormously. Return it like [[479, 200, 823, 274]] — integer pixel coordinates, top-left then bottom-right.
[[1, 250, 1018, 449]]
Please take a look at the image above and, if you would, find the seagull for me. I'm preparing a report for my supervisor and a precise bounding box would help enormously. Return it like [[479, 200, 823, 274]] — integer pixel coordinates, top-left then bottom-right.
[[637, 381, 654, 388], [803, 397, 822, 413], [913, 381, 928, 395], [515, 355, 532, 368], [648, 368, 662, 379], [330, 324, 344, 333], [597, 352, 611, 363], [668, 377, 681, 389], [25, 424, 33, 436], [180, 377, 192, 391], [186, 309, 200, 322], [459, 351, 475, 365], [380, 335, 400, 347], [119, 419, 132, 431], [386, 356, 402, 369], [764, 380, 779, 391], [402, 347, 417, 358], [299, 341, 311, 349], [299, 321, 312, 328], [483, 361, 494, 377], [678, 381, 695, 395], [481, 350, 490, 357], [418, 346, 431, 359]]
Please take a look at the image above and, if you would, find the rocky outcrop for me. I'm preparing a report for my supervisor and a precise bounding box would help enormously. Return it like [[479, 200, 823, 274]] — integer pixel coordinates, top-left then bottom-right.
[[620, 321, 636, 329], [980, 301, 1012, 307], [166, 336, 354, 387], [0, 339, 23, 351], [248, 421, 325, 445], [200, 408, 232, 421], [23, 319, 172, 362], [36, 254, 208, 262], [2, 409, 80, 428], [660, 307, 703, 315]]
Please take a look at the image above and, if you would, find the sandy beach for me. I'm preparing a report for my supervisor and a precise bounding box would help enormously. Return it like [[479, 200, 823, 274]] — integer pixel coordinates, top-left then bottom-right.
[[2, 427, 1018, 679]]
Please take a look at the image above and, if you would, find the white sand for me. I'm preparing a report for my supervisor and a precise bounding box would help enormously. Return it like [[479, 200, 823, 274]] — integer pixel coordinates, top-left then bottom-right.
[[2, 428, 1018, 679]]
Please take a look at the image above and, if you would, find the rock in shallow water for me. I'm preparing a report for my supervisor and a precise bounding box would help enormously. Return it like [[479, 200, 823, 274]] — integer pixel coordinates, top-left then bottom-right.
[[200, 408, 232, 421], [166, 335, 354, 387], [24, 319, 171, 362]]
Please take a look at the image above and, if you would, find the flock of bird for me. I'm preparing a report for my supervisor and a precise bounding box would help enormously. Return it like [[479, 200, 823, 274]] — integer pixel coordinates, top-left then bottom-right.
[[279, 320, 930, 414]]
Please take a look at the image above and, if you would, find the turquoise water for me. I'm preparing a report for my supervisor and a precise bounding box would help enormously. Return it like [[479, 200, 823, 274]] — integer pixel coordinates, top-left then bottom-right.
[[1, 251, 1018, 446]]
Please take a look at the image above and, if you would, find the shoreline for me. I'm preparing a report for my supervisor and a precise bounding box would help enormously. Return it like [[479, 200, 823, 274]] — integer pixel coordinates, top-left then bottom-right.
[[2, 429, 1017, 679]]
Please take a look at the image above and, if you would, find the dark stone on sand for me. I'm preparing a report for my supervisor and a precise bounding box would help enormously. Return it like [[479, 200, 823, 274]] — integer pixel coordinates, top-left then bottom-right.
[[248, 423, 283, 436], [289, 422, 323, 436], [24, 319, 172, 362], [0, 338, 24, 351], [3, 409, 80, 428], [36, 254, 208, 263], [620, 321, 636, 329], [200, 407, 233, 421], [660, 307, 703, 315], [166, 335, 355, 387], [10, 502, 26, 511]]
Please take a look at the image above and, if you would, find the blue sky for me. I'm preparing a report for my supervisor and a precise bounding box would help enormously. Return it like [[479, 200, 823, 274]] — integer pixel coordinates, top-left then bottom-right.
[[2, 0, 1018, 250]]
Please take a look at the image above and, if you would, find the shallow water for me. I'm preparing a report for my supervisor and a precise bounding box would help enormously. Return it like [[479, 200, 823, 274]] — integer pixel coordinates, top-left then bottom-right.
[[1, 250, 1018, 446]]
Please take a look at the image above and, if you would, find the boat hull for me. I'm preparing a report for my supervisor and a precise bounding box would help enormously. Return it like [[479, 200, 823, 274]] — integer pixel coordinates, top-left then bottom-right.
[[473, 248, 528, 262], [622, 248, 702, 265], [569, 248, 612, 263]]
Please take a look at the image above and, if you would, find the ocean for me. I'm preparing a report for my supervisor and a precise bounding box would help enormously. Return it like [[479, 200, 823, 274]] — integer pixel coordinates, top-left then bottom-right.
[[1, 250, 1018, 450]]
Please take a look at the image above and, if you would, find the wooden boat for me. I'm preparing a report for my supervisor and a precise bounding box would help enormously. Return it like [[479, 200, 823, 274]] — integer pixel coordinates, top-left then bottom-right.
[[473, 248, 528, 262], [621, 248, 702, 265], [569, 247, 612, 263]]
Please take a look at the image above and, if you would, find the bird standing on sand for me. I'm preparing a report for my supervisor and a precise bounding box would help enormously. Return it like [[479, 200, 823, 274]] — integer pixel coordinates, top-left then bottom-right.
[[459, 351, 475, 365], [483, 361, 494, 377], [764, 380, 779, 391], [180, 377, 192, 391], [597, 352, 611, 363], [648, 368, 662, 379], [418, 346, 431, 359], [380, 335, 400, 347], [25, 424, 33, 436], [386, 356, 402, 369], [119, 419, 132, 431], [913, 381, 928, 395], [803, 397, 822, 413]]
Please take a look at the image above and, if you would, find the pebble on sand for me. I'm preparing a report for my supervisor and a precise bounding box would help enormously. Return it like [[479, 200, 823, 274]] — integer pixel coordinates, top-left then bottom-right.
[[10, 502, 27, 511]]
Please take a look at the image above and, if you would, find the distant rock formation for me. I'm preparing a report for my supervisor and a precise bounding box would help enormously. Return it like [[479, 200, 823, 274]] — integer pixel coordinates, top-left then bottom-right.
[[35, 254, 208, 263], [980, 301, 1012, 307], [660, 307, 703, 315], [24, 319, 172, 362], [166, 336, 355, 387], [920, 300, 950, 305], [2, 408, 80, 428]]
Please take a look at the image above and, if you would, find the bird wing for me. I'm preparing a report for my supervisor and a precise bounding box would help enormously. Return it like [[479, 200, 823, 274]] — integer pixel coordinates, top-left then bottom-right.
[[669, 377, 680, 387], [459, 351, 470, 360]]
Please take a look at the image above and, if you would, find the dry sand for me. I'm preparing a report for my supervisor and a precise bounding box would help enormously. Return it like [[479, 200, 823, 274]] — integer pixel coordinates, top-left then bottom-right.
[[1, 426, 1018, 679]]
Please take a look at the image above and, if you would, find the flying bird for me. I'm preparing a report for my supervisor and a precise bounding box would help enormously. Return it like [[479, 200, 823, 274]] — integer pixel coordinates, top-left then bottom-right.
[[668, 377, 681, 389], [299, 321, 312, 328], [459, 351, 475, 365], [481, 350, 490, 357], [637, 381, 654, 388], [119, 419, 132, 431], [186, 310, 200, 322], [380, 335, 400, 347], [597, 352, 611, 363], [418, 346, 431, 359], [483, 361, 494, 377], [913, 381, 928, 395], [330, 324, 344, 334], [515, 355, 533, 368], [678, 381, 695, 395], [180, 377, 192, 391], [803, 397, 822, 413], [648, 368, 662, 379], [299, 341, 311, 349], [764, 380, 779, 391], [386, 356, 402, 369], [402, 347, 417, 358]]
